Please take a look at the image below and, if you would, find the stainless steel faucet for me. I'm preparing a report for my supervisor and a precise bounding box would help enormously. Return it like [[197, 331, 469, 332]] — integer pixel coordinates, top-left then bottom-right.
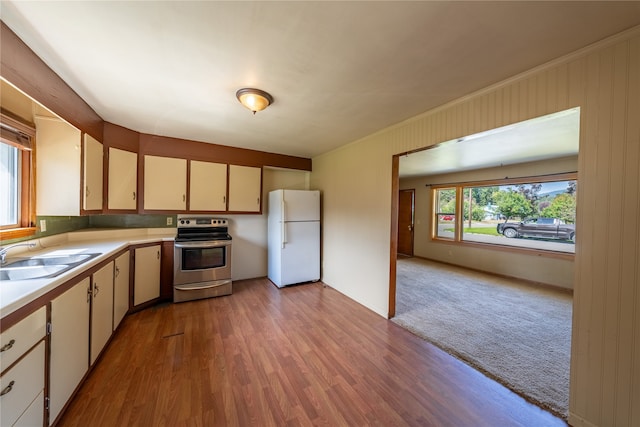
[[0, 242, 37, 264]]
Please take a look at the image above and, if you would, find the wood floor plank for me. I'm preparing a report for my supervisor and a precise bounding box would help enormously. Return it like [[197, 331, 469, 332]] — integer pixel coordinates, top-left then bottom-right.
[[57, 278, 567, 427]]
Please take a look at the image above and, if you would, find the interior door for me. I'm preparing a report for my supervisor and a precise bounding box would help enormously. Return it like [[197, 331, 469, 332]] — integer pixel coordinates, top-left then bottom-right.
[[398, 189, 414, 256]]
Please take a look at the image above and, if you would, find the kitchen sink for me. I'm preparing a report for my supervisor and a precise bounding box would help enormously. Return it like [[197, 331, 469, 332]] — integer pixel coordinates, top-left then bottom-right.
[[0, 253, 100, 281]]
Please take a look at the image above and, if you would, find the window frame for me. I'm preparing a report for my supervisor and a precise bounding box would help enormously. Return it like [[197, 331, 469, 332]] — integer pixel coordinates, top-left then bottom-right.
[[431, 172, 577, 260], [0, 111, 36, 240]]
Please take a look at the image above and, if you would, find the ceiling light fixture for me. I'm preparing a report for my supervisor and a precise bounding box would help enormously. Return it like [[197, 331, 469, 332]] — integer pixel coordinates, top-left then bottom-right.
[[236, 88, 273, 114]]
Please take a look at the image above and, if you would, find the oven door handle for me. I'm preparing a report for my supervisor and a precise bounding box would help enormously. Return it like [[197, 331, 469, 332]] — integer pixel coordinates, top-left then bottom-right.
[[174, 241, 231, 249], [175, 281, 231, 291]]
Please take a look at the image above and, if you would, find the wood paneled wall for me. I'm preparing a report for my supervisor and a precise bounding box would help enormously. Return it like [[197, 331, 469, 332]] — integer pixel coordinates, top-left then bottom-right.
[[313, 27, 639, 427]]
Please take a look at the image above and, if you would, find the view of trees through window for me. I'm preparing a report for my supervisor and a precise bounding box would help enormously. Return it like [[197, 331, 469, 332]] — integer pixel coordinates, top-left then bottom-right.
[[434, 176, 577, 253]]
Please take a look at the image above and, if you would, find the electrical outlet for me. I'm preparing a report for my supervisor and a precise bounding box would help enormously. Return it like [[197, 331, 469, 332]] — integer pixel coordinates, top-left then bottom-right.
[[167, 217, 173, 226], [40, 219, 47, 232]]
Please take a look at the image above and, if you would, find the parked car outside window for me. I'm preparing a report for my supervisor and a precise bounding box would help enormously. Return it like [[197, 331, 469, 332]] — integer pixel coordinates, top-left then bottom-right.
[[496, 218, 575, 242]]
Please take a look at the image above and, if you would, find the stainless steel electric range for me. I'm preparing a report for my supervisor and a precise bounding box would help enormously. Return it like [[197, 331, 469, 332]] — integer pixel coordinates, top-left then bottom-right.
[[173, 217, 232, 303]]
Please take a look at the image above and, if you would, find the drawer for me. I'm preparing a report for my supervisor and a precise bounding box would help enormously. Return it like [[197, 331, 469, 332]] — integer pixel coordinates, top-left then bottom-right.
[[0, 341, 45, 427], [1, 306, 46, 373], [14, 389, 44, 427]]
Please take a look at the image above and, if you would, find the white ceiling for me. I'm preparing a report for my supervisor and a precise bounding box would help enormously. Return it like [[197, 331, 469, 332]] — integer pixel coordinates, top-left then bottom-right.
[[399, 107, 581, 178], [1, 1, 639, 160]]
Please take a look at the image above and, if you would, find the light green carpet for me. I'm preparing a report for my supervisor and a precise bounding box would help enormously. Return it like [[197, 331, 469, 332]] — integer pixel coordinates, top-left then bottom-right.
[[392, 257, 572, 419]]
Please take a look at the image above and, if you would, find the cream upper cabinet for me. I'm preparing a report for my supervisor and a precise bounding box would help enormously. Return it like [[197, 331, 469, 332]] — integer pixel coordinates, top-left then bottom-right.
[[228, 165, 262, 212], [83, 133, 103, 211], [189, 160, 227, 211], [35, 115, 81, 215], [143, 155, 187, 210], [108, 147, 137, 210]]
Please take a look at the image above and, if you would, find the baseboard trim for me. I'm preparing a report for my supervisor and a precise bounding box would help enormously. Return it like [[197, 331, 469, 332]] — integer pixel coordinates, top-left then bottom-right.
[[568, 412, 598, 427], [411, 255, 574, 295]]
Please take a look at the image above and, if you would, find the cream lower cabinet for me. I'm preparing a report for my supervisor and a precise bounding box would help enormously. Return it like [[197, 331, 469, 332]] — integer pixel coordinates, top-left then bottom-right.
[[228, 165, 262, 212], [108, 147, 138, 210], [0, 342, 45, 427], [90, 262, 114, 365], [0, 307, 46, 427], [49, 277, 90, 425], [143, 155, 187, 210], [113, 251, 130, 330], [134, 245, 161, 306]]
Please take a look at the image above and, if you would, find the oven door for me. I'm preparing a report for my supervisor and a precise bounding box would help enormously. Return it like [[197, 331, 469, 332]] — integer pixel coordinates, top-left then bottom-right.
[[174, 240, 232, 285]]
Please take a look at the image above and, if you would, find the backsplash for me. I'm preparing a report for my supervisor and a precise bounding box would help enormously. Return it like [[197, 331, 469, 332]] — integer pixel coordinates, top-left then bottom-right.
[[1, 215, 177, 245], [89, 214, 177, 229]]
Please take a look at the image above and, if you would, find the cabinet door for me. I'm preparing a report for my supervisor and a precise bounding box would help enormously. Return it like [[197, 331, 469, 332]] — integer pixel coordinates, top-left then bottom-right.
[[143, 155, 187, 210], [190, 160, 227, 211], [108, 147, 137, 210], [91, 262, 114, 365], [50, 277, 90, 425], [35, 116, 81, 216], [113, 251, 130, 330], [134, 245, 161, 306], [228, 165, 261, 212], [83, 133, 103, 211]]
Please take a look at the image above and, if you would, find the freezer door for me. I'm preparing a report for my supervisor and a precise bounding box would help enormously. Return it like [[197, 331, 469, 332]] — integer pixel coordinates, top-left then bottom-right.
[[283, 190, 320, 222], [280, 221, 320, 286]]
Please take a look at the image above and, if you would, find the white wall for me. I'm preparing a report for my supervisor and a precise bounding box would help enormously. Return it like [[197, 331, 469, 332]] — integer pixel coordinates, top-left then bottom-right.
[[312, 28, 640, 427], [401, 156, 577, 289], [229, 167, 310, 280]]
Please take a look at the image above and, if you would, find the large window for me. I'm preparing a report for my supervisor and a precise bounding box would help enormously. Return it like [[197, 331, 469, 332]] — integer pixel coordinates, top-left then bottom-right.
[[0, 142, 19, 226], [0, 112, 35, 238], [434, 188, 456, 239], [433, 174, 577, 255]]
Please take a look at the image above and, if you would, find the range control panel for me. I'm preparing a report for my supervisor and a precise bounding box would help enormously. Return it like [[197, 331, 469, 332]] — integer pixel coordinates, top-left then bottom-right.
[[177, 217, 228, 227]]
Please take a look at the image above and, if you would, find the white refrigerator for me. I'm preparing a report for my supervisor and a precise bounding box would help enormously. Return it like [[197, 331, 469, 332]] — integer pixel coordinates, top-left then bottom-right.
[[268, 189, 320, 288]]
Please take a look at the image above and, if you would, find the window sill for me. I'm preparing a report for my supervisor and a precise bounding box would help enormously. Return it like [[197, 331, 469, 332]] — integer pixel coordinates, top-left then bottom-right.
[[0, 227, 37, 242], [431, 237, 575, 261]]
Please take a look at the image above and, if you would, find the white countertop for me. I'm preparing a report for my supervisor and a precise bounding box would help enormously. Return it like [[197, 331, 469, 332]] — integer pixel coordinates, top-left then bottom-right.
[[1, 228, 175, 319]]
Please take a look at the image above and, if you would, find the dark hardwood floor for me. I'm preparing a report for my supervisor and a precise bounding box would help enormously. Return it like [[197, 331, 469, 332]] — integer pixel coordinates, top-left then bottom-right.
[[58, 278, 567, 426]]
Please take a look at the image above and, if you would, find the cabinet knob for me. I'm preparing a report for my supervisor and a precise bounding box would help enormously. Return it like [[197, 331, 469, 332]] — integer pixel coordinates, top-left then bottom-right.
[[0, 339, 15, 352], [115, 266, 120, 277], [94, 284, 100, 297], [133, 191, 136, 200]]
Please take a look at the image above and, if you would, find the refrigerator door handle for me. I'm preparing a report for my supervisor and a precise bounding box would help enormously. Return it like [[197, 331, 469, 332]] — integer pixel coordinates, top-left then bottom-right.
[[281, 198, 286, 248], [281, 221, 286, 248], [282, 199, 286, 222]]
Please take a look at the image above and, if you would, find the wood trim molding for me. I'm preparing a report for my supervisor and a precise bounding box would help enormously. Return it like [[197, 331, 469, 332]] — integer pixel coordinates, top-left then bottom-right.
[[1, 22, 103, 141], [388, 154, 399, 319], [139, 133, 311, 171], [103, 122, 139, 152]]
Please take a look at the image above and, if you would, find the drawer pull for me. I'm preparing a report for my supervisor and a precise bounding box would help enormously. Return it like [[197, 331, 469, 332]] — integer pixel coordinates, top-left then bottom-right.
[[0, 380, 14, 396], [0, 339, 15, 352]]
